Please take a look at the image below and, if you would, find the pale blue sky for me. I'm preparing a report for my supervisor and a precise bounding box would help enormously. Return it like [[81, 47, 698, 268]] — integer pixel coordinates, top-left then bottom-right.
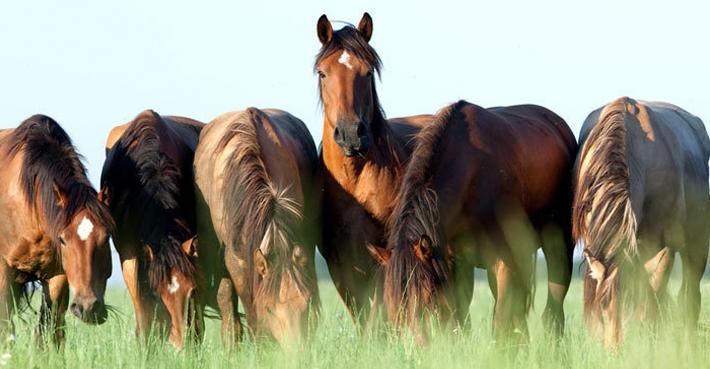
[[1, 1, 708, 281]]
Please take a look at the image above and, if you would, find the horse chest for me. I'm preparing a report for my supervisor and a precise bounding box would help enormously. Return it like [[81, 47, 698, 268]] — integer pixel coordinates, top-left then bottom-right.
[[6, 235, 59, 281]]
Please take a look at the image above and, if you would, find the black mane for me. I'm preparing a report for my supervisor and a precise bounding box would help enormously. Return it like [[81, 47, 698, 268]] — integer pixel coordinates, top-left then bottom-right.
[[101, 110, 198, 291]]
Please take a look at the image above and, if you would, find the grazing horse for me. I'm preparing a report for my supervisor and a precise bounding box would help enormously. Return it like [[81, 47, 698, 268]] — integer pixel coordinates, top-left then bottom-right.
[[370, 100, 577, 343], [100, 110, 203, 349], [315, 12, 433, 326], [573, 97, 710, 348], [194, 108, 320, 347], [0, 115, 114, 345]]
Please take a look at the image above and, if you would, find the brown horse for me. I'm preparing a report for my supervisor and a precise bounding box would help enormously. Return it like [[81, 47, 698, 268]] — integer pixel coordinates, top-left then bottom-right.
[[100, 110, 203, 349], [573, 97, 710, 349], [0, 115, 114, 345], [315, 12, 433, 326], [194, 108, 320, 347], [369, 100, 577, 343]]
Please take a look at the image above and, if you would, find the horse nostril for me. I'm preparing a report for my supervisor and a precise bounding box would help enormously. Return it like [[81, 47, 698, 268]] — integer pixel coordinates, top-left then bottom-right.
[[356, 121, 367, 137], [70, 302, 84, 317]]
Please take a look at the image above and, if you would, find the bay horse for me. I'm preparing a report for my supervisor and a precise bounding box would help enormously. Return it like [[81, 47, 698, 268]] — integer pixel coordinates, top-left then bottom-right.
[[369, 100, 577, 344], [100, 110, 203, 349], [0, 115, 114, 346], [315, 12, 433, 326], [573, 97, 710, 349], [194, 107, 320, 347]]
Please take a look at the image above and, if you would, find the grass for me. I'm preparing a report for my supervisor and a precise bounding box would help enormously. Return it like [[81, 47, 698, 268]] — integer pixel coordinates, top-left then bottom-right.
[[2, 265, 710, 369]]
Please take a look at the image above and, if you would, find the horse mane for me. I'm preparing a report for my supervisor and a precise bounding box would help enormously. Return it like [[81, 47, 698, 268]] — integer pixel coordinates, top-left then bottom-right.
[[103, 110, 196, 291], [572, 99, 638, 306], [384, 101, 467, 310], [6, 114, 114, 244], [217, 108, 314, 302], [315, 24, 401, 160]]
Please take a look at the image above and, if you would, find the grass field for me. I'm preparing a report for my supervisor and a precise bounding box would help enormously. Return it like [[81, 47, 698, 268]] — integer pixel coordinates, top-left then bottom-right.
[[3, 264, 710, 369]]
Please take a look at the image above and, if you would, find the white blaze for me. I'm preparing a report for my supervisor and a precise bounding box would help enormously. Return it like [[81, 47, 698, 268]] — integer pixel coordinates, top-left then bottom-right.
[[77, 216, 94, 241], [338, 50, 353, 70], [168, 275, 180, 294]]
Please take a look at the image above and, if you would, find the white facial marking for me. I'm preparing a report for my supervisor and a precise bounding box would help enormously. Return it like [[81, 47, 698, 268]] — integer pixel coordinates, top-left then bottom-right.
[[168, 275, 180, 294], [77, 216, 94, 241], [338, 50, 353, 70]]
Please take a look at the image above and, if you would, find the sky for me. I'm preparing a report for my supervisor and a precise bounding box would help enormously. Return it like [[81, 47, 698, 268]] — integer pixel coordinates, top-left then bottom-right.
[[1, 1, 708, 282]]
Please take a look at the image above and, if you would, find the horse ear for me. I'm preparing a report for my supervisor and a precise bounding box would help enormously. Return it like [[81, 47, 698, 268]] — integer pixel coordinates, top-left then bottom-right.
[[254, 248, 268, 277], [317, 14, 333, 45], [98, 186, 110, 206], [53, 182, 67, 208], [181, 236, 198, 258], [366, 243, 391, 266], [584, 250, 605, 283], [144, 244, 154, 263], [358, 12, 373, 42], [413, 235, 432, 261]]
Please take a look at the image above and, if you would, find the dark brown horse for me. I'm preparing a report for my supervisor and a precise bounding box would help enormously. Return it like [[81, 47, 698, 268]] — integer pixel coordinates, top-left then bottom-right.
[[194, 108, 320, 347], [100, 110, 203, 349], [315, 12, 433, 326], [0, 115, 114, 345], [370, 100, 577, 343], [573, 97, 710, 349]]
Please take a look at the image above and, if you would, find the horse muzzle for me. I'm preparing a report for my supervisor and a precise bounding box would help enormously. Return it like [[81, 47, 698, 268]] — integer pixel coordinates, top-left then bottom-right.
[[70, 296, 108, 325], [333, 121, 370, 157]]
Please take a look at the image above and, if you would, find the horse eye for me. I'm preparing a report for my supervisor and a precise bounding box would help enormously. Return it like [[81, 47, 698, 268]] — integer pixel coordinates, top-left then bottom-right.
[[366, 70, 374, 77], [318, 71, 326, 79], [59, 236, 67, 247]]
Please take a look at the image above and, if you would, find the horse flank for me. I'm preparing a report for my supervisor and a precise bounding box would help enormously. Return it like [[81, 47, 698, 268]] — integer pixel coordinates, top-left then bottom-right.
[[105, 111, 196, 292], [572, 103, 638, 302], [216, 108, 307, 296], [6, 114, 114, 245]]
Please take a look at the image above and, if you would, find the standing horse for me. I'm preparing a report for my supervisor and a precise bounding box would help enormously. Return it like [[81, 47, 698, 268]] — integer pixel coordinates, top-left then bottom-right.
[[369, 100, 577, 343], [315, 12, 433, 326], [0, 115, 114, 345], [194, 108, 320, 347], [100, 110, 203, 349], [573, 97, 710, 348]]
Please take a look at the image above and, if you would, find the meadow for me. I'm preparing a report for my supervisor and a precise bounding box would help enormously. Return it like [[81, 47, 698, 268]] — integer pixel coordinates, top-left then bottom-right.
[[3, 263, 710, 369]]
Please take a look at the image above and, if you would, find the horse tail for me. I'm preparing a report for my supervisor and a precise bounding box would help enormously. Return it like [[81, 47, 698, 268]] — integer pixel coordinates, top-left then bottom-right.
[[572, 99, 638, 305]]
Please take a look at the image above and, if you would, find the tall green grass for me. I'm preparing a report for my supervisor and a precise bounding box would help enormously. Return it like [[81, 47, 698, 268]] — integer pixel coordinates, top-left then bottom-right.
[[3, 268, 710, 369]]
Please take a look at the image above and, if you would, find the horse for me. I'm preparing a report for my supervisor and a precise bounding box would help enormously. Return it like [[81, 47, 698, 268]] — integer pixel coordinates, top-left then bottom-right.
[[100, 110, 204, 349], [572, 97, 710, 349], [193, 107, 320, 347], [369, 100, 578, 344], [315, 12, 433, 327], [0, 115, 114, 346]]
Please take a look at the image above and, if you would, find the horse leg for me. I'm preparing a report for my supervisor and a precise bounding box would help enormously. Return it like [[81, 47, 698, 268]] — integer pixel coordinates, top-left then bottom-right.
[[37, 274, 69, 348], [0, 264, 19, 345], [121, 256, 158, 342], [217, 276, 242, 350], [452, 258, 474, 332], [492, 258, 529, 344], [540, 223, 572, 337], [679, 237, 708, 337]]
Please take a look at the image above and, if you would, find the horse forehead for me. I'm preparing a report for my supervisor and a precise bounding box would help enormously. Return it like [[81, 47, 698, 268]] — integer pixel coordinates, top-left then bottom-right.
[[76, 216, 94, 241], [321, 49, 365, 71]]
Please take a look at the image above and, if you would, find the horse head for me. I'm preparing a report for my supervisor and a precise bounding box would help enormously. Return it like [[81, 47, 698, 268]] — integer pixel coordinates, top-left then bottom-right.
[[315, 13, 382, 158]]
